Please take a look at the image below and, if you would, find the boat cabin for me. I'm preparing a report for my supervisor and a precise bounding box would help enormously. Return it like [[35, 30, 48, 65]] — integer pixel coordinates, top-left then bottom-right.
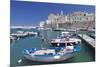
[[50, 38, 81, 47], [61, 32, 70, 37]]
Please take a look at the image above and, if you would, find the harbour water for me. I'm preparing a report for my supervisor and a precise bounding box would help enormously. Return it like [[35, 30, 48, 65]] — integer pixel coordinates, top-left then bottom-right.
[[10, 29, 95, 67]]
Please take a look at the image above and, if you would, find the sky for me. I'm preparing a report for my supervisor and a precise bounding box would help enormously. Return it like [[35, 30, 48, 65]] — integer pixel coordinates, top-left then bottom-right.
[[11, 0, 95, 26]]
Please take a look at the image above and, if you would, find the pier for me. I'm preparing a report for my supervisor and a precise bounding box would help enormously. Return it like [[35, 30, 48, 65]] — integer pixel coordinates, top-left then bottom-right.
[[78, 34, 95, 48]]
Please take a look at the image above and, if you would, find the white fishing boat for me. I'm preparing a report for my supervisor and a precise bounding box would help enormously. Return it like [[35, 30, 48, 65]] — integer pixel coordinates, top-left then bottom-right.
[[11, 31, 38, 37], [11, 31, 28, 37], [50, 38, 81, 47], [61, 31, 77, 38], [23, 38, 81, 62], [23, 46, 80, 62], [26, 31, 38, 36], [61, 32, 70, 37]]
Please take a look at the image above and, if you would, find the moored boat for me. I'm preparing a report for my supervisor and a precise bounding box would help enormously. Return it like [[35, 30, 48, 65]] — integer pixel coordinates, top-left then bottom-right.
[[23, 46, 80, 62], [50, 38, 81, 47]]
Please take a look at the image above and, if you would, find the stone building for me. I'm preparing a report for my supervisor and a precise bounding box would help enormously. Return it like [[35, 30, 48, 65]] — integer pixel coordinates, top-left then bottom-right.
[[40, 11, 95, 30], [67, 11, 95, 30]]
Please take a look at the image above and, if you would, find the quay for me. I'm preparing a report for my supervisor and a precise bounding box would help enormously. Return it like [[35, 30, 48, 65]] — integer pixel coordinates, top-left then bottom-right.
[[78, 34, 95, 48], [88, 33, 95, 39]]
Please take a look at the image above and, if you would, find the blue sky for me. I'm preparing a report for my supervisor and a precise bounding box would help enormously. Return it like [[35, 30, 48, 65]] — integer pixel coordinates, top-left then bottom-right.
[[11, 1, 95, 26]]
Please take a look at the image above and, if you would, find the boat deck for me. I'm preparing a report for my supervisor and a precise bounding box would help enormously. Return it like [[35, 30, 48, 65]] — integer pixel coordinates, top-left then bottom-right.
[[31, 49, 55, 55]]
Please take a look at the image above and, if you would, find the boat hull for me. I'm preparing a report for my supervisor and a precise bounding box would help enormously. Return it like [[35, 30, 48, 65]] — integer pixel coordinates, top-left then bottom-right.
[[24, 52, 74, 62]]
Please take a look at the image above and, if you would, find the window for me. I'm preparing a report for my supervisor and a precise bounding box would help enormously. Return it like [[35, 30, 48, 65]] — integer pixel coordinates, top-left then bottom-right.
[[84, 14, 86, 16], [67, 43, 71, 46], [60, 43, 65, 47], [51, 43, 57, 47]]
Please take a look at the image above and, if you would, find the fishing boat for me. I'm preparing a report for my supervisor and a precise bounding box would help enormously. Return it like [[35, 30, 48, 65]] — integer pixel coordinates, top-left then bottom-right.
[[61, 31, 77, 38], [23, 45, 80, 62], [23, 38, 81, 62], [50, 38, 81, 47], [50, 31, 81, 47]]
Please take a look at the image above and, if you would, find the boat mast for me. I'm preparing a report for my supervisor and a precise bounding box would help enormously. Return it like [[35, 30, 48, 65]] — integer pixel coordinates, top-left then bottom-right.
[[40, 30, 46, 49]]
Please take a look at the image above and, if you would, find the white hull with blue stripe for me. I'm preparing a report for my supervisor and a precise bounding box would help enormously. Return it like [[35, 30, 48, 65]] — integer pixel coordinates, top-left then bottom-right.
[[23, 46, 80, 62]]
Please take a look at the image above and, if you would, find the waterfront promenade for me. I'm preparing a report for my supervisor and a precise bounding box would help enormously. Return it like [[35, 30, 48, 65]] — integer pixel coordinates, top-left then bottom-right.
[[78, 34, 95, 48]]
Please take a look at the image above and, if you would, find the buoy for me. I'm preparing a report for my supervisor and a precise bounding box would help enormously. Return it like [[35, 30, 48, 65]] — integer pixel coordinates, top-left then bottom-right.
[[18, 59, 22, 63]]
